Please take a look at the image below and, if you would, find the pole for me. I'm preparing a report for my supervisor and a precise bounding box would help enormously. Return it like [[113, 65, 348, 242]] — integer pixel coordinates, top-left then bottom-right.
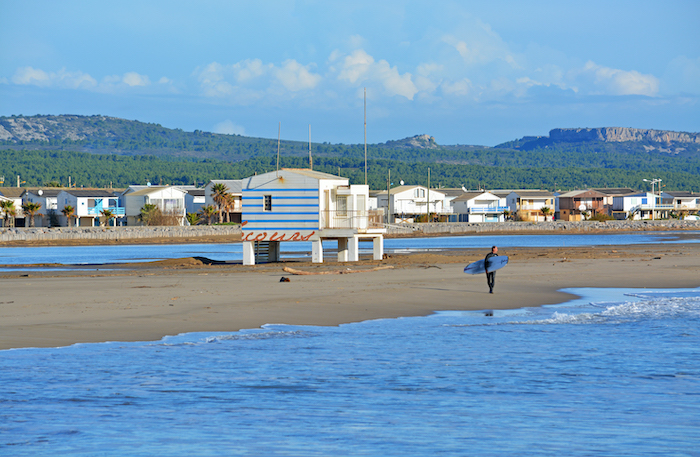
[[277, 122, 281, 178], [427, 167, 431, 222], [387, 169, 391, 222], [364, 88, 368, 186], [308, 124, 312, 170]]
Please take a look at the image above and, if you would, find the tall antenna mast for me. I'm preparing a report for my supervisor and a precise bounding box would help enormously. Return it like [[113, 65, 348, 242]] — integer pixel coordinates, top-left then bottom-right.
[[277, 122, 281, 178], [364, 88, 367, 186], [309, 124, 313, 170]]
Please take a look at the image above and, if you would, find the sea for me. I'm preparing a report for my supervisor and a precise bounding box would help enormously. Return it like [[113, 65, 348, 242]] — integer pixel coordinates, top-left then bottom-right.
[[2, 233, 700, 455], [0, 231, 698, 268]]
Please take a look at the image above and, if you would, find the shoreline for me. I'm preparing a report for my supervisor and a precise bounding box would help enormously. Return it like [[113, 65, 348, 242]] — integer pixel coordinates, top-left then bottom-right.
[[3, 220, 700, 247], [2, 242, 699, 350]]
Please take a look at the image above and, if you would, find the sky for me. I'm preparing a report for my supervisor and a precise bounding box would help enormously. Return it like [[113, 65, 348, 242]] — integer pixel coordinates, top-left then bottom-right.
[[1, 0, 698, 146]]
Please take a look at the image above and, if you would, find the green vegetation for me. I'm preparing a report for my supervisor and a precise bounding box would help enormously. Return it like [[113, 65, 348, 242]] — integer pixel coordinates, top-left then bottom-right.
[[2, 148, 700, 191], [1, 115, 699, 191]]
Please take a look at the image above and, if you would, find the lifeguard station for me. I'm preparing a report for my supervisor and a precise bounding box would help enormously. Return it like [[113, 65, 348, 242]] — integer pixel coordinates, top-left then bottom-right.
[[241, 169, 385, 265]]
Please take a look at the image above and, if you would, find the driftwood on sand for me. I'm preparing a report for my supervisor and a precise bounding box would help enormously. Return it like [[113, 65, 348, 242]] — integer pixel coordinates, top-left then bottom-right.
[[282, 266, 394, 275]]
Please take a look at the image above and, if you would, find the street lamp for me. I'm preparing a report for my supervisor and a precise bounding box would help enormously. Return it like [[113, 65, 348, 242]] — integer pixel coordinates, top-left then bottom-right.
[[643, 178, 662, 220]]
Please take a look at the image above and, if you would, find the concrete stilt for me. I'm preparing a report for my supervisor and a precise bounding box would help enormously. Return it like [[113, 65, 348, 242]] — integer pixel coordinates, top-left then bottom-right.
[[312, 239, 324, 263], [243, 241, 255, 265], [338, 238, 349, 262], [372, 236, 384, 260], [348, 236, 359, 261]]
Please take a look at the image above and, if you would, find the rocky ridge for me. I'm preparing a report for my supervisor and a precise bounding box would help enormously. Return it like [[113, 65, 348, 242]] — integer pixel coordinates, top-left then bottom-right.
[[550, 127, 700, 144], [383, 134, 439, 149], [0, 115, 122, 142]]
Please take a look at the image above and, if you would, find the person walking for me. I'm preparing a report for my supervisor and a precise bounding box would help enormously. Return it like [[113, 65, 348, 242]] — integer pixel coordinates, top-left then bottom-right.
[[484, 246, 498, 294]]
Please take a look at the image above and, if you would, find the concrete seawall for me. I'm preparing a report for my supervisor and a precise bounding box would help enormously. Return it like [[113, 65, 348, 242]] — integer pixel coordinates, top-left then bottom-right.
[[1, 220, 699, 243]]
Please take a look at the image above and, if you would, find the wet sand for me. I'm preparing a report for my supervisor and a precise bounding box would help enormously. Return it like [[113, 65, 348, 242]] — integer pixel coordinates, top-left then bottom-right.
[[1, 243, 699, 350]]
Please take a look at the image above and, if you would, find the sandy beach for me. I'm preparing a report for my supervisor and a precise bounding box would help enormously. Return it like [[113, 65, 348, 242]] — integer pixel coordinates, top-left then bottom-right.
[[1, 241, 699, 350]]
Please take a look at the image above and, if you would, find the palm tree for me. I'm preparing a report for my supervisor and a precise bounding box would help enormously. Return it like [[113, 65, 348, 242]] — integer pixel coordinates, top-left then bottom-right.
[[186, 212, 201, 226], [61, 205, 76, 227], [22, 202, 42, 227], [541, 206, 551, 221], [100, 209, 115, 227], [502, 209, 511, 221], [1, 200, 16, 227], [211, 183, 230, 223], [199, 205, 217, 225]]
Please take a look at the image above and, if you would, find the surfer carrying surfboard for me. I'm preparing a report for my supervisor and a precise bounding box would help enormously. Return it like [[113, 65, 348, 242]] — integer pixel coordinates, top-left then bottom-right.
[[485, 246, 498, 294]]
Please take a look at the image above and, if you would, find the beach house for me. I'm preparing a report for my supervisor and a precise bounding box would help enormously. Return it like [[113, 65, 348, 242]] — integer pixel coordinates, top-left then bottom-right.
[[557, 190, 607, 221], [204, 179, 243, 223], [0, 188, 25, 226], [123, 185, 187, 226], [506, 190, 556, 221], [662, 191, 700, 217], [375, 185, 448, 223], [56, 189, 123, 226], [23, 188, 62, 226], [241, 169, 385, 265], [450, 191, 507, 222], [612, 192, 672, 220]]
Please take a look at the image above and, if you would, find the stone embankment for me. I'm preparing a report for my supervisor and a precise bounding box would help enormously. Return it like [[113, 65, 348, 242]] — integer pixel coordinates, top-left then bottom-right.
[[383, 220, 700, 236], [0, 225, 242, 243], [1, 220, 699, 244]]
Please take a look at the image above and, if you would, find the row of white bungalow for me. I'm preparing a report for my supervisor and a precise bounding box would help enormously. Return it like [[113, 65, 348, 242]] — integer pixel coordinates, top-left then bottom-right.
[[1, 172, 699, 229]]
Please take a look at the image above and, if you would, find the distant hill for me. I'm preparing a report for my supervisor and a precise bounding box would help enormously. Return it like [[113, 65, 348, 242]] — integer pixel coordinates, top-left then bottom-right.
[[1, 115, 700, 191]]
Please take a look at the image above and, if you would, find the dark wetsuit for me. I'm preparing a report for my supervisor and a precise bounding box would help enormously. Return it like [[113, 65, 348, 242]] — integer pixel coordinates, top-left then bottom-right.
[[484, 252, 498, 293]]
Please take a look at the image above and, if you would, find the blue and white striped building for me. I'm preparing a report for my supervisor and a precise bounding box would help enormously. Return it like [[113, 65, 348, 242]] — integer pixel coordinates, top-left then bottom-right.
[[241, 169, 385, 265]]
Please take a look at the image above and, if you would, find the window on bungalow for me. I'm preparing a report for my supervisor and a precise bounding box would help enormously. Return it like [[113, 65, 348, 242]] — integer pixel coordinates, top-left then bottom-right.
[[415, 188, 425, 198], [264, 195, 272, 211], [337, 196, 347, 216]]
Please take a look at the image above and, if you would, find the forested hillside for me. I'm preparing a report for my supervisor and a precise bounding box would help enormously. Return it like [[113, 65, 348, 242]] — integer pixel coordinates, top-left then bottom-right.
[[2, 115, 699, 191]]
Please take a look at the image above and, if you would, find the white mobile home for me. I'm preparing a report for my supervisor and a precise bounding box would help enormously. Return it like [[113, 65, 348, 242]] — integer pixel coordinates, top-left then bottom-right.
[[124, 186, 187, 226], [451, 191, 507, 222], [375, 185, 448, 222], [57, 189, 123, 226], [241, 169, 385, 265]]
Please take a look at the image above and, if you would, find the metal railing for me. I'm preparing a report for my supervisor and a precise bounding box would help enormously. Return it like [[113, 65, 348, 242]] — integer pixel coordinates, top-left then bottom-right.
[[320, 209, 384, 230], [87, 206, 126, 216], [468, 206, 509, 214]]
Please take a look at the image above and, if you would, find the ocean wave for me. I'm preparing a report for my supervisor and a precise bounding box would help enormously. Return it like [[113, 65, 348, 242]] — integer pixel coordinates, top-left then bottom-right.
[[204, 330, 317, 343], [516, 295, 700, 326]]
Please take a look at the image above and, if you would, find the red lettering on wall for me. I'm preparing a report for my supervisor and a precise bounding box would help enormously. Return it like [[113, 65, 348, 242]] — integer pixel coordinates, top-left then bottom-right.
[[242, 231, 316, 242]]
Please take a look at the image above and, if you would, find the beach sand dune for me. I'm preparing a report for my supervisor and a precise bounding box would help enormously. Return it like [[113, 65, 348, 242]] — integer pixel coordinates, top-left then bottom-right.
[[1, 244, 699, 349]]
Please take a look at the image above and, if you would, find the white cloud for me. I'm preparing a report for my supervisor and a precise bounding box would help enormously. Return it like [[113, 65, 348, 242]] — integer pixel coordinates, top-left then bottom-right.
[[274, 60, 321, 91], [194, 58, 320, 103], [233, 59, 272, 83], [213, 120, 245, 136], [576, 61, 659, 97], [122, 72, 151, 87], [335, 49, 418, 100], [11, 66, 97, 89], [337, 49, 375, 84]]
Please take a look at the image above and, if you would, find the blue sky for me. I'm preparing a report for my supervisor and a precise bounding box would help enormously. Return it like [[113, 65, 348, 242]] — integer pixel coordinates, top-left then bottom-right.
[[1, 0, 698, 146]]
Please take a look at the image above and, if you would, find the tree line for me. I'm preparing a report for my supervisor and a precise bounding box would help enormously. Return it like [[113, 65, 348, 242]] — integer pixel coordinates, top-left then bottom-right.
[[2, 149, 700, 191]]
